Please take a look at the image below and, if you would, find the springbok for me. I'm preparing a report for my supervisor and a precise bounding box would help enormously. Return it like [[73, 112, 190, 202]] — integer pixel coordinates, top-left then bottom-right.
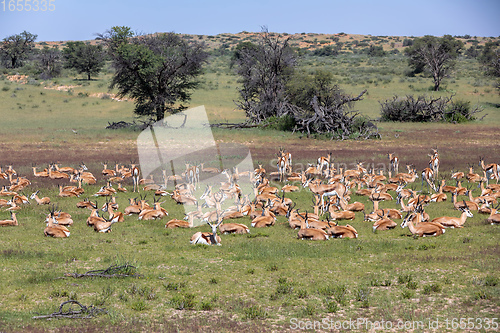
[[200, 162, 221, 174], [326, 220, 358, 239], [132, 165, 140, 192], [76, 198, 97, 210], [0, 212, 18, 226], [219, 219, 250, 234], [431, 206, 473, 228], [190, 215, 223, 246], [251, 205, 276, 228], [421, 167, 436, 193], [30, 191, 51, 205], [138, 198, 168, 220], [487, 204, 500, 225], [451, 191, 478, 211], [44, 207, 70, 238], [428, 148, 440, 179], [372, 212, 397, 232], [479, 156, 499, 182], [103, 199, 125, 222], [387, 153, 399, 174], [32, 166, 49, 178], [317, 152, 332, 177], [401, 209, 445, 237], [430, 179, 447, 202], [102, 162, 117, 177], [93, 215, 118, 233], [297, 212, 329, 241], [165, 218, 191, 229]]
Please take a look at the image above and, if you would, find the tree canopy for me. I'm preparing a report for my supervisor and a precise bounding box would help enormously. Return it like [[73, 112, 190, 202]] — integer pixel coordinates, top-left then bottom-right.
[[405, 35, 463, 91], [63, 41, 105, 80], [1, 31, 37, 68], [99, 26, 208, 122]]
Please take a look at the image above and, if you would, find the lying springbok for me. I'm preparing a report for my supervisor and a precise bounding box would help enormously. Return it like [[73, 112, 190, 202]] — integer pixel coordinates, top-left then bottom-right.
[[326, 220, 358, 239], [44, 206, 70, 238], [297, 212, 329, 241], [401, 209, 445, 237], [30, 191, 51, 205], [0, 212, 18, 226], [190, 216, 223, 246], [431, 206, 473, 228]]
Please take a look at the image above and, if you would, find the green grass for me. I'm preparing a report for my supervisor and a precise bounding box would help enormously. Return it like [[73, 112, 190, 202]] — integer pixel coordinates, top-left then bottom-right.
[[0, 50, 499, 331]]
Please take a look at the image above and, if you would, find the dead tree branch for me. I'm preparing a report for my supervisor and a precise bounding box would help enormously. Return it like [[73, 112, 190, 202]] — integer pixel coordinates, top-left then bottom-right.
[[32, 300, 107, 320]]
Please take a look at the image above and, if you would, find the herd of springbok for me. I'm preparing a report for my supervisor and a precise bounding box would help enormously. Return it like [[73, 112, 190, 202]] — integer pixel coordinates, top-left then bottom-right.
[[0, 150, 499, 245]]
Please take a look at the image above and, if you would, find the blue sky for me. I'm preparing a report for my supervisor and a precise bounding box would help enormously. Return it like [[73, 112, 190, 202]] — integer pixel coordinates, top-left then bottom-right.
[[1, 0, 499, 41]]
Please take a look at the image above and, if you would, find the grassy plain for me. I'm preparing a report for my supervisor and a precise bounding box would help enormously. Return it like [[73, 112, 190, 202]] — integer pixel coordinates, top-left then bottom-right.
[[0, 42, 499, 332]]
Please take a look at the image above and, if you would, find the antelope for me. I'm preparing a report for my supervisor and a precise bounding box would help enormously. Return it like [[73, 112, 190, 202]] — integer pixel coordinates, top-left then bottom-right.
[[184, 164, 199, 190], [467, 188, 497, 205], [466, 165, 481, 183], [49, 210, 74, 226], [93, 215, 118, 233], [281, 184, 299, 192], [317, 152, 332, 176], [0, 167, 7, 180], [132, 165, 140, 192], [139, 175, 155, 185], [102, 162, 116, 177], [428, 148, 440, 179], [48, 165, 70, 180], [372, 212, 397, 231], [200, 162, 221, 174], [0, 186, 18, 197], [451, 191, 478, 211], [44, 207, 70, 238], [165, 218, 191, 229], [387, 153, 399, 174], [190, 216, 223, 246], [103, 199, 125, 222], [30, 191, 51, 205], [32, 166, 49, 178], [430, 180, 447, 202], [5, 199, 21, 211], [277, 155, 287, 182], [401, 209, 444, 237], [487, 204, 500, 225], [254, 164, 266, 176], [219, 220, 250, 234], [297, 212, 329, 240], [251, 205, 276, 227], [0, 212, 18, 226], [0, 198, 9, 208], [78, 172, 97, 185], [432, 206, 473, 228], [421, 167, 436, 193], [76, 198, 97, 210], [326, 220, 358, 239], [479, 156, 499, 182], [327, 203, 356, 220], [124, 197, 145, 215], [336, 193, 365, 212], [451, 169, 465, 182], [87, 205, 106, 226], [138, 198, 168, 220]]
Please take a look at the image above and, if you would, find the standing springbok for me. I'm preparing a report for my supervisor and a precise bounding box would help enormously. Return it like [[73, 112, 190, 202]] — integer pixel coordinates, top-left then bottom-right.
[[387, 153, 399, 174]]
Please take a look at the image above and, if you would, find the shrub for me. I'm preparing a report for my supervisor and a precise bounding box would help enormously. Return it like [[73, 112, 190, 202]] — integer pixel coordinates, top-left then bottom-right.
[[244, 305, 268, 319], [380, 94, 482, 123]]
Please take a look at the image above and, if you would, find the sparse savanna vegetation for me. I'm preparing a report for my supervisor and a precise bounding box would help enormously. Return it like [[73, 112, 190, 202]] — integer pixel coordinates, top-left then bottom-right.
[[0, 30, 498, 332]]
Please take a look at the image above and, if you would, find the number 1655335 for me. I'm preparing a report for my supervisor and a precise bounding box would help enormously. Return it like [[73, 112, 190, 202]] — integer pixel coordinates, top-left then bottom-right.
[[2, 0, 55, 11]]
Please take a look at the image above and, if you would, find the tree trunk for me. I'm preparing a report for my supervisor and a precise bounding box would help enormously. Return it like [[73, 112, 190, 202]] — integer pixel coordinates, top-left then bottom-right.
[[87, 72, 91, 80], [156, 105, 165, 122]]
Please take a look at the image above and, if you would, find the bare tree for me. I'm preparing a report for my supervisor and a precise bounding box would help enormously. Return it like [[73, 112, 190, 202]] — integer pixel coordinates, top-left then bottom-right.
[[233, 27, 297, 123], [405, 35, 463, 91]]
